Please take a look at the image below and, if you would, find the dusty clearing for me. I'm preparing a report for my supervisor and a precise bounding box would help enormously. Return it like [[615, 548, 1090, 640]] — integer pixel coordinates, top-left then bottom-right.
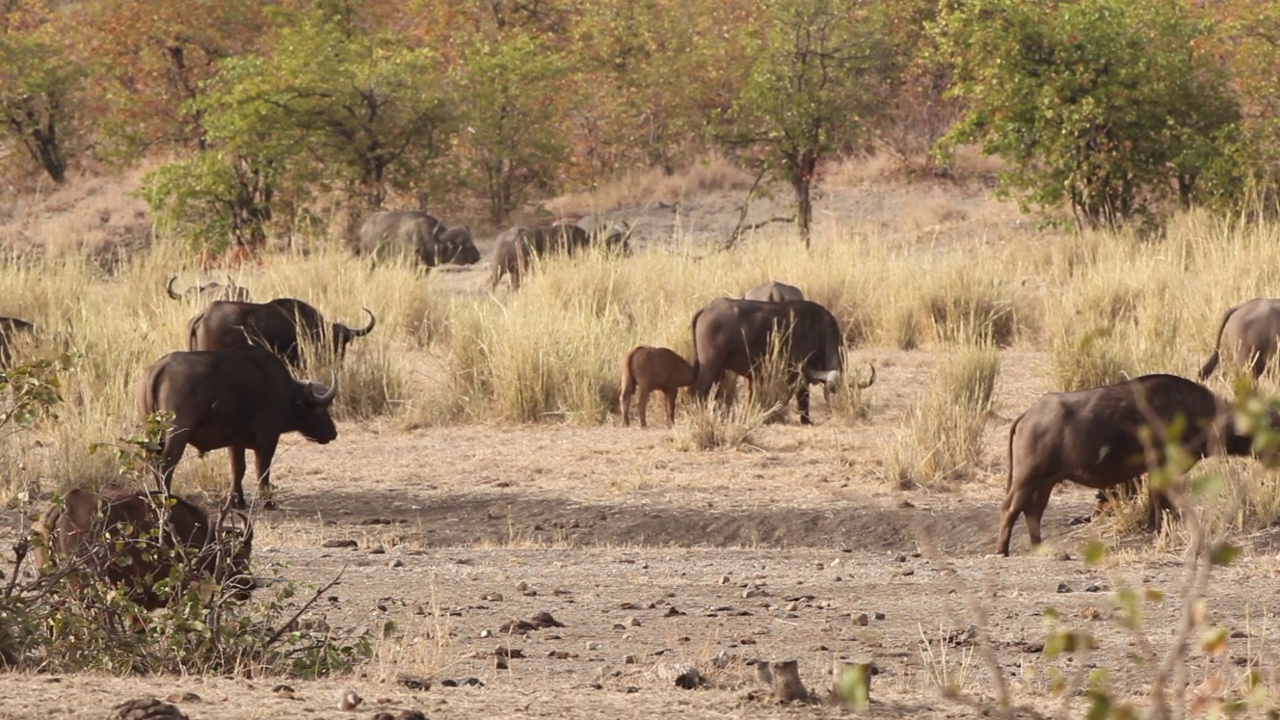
[[3, 179, 1278, 718]]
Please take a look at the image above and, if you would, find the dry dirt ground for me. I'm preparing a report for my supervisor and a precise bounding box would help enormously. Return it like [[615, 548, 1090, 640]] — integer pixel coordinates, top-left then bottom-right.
[[3, 180, 1278, 719]]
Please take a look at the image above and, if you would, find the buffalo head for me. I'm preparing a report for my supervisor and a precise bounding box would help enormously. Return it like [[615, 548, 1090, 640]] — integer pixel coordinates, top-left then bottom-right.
[[296, 371, 340, 444], [330, 308, 377, 361], [438, 226, 481, 266]]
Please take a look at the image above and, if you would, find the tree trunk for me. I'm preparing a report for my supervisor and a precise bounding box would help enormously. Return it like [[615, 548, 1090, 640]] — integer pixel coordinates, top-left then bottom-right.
[[787, 152, 818, 250]]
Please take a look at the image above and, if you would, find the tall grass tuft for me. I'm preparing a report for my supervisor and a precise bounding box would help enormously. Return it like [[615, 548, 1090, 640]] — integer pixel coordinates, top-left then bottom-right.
[[887, 344, 1000, 488]]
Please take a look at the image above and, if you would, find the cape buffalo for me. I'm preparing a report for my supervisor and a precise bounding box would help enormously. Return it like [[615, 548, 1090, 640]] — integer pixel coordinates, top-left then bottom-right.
[[0, 315, 34, 367], [743, 281, 805, 303], [689, 298, 875, 424], [137, 344, 339, 509], [354, 210, 481, 268], [998, 373, 1259, 556], [490, 220, 629, 289], [1199, 298, 1280, 380], [165, 276, 251, 304], [32, 485, 254, 610], [188, 298, 376, 367], [620, 345, 695, 427]]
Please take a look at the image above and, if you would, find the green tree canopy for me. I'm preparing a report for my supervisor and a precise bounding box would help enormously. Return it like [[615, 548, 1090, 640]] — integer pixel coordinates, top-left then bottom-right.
[[933, 0, 1240, 229]]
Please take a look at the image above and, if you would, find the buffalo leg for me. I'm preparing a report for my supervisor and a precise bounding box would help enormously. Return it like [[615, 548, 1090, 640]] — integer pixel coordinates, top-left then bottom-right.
[[796, 382, 811, 425], [228, 446, 249, 509], [620, 387, 633, 427], [253, 437, 280, 509], [664, 389, 678, 427], [636, 388, 650, 428], [1023, 488, 1053, 548], [157, 435, 189, 493], [997, 487, 1028, 556]]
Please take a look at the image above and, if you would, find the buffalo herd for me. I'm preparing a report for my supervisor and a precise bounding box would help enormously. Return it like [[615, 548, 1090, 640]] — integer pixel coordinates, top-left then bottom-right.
[[14, 205, 1280, 608]]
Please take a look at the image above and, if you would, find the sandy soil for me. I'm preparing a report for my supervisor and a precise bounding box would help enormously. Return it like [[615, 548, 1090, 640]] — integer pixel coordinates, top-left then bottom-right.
[[2, 180, 1276, 719]]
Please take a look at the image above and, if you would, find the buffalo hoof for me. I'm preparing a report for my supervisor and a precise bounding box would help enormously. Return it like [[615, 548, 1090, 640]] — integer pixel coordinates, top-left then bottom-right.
[[800, 417, 813, 426]]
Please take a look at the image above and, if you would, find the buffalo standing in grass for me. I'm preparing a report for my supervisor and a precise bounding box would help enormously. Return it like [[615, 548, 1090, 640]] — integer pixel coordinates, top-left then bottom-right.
[[32, 485, 254, 610], [688, 298, 875, 425], [1199, 298, 1280, 380], [490, 220, 632, 290], [0, 316, 34, 367], [997, 373, 1264, 556], [619, 345, 695, 428], [165, 276, 250, 304], [137, 344, 339, 509], [743, 281, 804, 303], [188, 298, 375, 368], [354, 210, 481, 269]]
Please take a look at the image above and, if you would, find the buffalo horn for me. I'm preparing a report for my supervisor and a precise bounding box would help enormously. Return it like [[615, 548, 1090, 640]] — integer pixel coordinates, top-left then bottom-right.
[[339, 308, 377, 338], [309, 370, 339, 405], [165, 276, 182, 300]]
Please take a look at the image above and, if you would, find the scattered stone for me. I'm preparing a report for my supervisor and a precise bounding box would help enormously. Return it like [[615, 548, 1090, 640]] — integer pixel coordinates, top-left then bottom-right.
[[1056, 551, 1073, 561], [398, 675, 430, 691], [657, 663, 706, 690], [358, 517, 395, 526], [164, 693, 200, 704], [515, 581, 529, 592], [587, 641, 603, 651], [743, 587, 768, 599], [786, 601, 799, 612], [719, 574, 731, 585], [111, 698, 189, 720], [900, 569, 915, 577], [1057, 583, 1074, 594], [396, 712, 428, 720], [499, 611, 564, 634], [663, 606, 685, 617], [372, 713, 396, 720], [494, 656, 508, 670], [834, 576, 843, 582], [612, 623, 627, 631], [894, 554, 907, 562], [368, 548, 386, 555], [873, 612, 886, 620], [479, 629, 493, 638], [481, 593, 504, 602], [547, 650, 577, 659], [388, 558, 404, 569], [946, 625, 979, 646], [623, 616, 641, 627], [619, 602, 640, 609], [851, 613, 869, 626], [815, 562, 824, 570], [440, 678, 484, 688], [272, 685, 295, 694], [1084, 582, 1104, 593], [1231, 629, 1248, 639], [322, 539, 359, 549], [623, 654, 637, 664], [494, 646, 525, 659], [336, 688, 363, 711]]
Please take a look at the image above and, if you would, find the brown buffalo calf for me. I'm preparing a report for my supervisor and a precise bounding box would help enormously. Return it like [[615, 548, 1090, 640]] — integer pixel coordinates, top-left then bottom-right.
[[620, 345, 695, 427]]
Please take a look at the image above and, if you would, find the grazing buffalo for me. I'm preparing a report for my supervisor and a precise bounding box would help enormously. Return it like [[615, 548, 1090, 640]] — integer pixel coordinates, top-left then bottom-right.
[[354, 210, 481, 269], [688, 298, 875, 424], [1199, 298, 1280, 380], [620, 345, 695, 428], [32, 485, 254, 610], [743, 281, 805, 303], [997, 373, 1260, 556], [490, 220, 631, 290], [165, 276, 250, 304], [137, 344, 339, 508], [188, 298, 376, 367], [0, 316, 34, 367]]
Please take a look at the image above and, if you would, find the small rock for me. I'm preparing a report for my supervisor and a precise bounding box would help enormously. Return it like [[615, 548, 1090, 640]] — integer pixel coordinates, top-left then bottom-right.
[[1084, 582, 1104, 593], [663, 606, 685, 617], [368, 547, 386, 555], [516, 581, 529, 592], [398, 675, 430, 691], [482, 592, 504, 602], [612, 623, 626, 631], [657, 663, 705, 690], [624, 616, 641, 627], [335, 688, 362, 711], [388, 558, 404, 568], [834, 576, 843, 582], [1231, 629, 1248, 639], [623, 654, 637, 664], [272, 685, 295, 694], [1057, 582, 1074, 594], [852, 612, 869, 626], [894, 554, 907, 562], [547, 650, 576, 659], [815, 562, 824, 570], [900, 568, 915, 577], [1056, 551, 1073, 561], [479, 629, 493, 638], [164, 693, 201, 704], [322, 539, 358, 549], [494, 646, 525, 659], [397, 712, 428, 720], [785, 601, 799, 612], [587, 641, 603, 651], [742, 587, 767, 599], [111, 698, 188, 720], [873, 611, 886, 620], [494, 656, 508, 670], [719, 574, 731, 585]]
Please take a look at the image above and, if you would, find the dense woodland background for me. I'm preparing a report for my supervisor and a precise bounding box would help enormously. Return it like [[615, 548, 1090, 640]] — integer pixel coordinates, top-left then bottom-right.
[[2, 0, 1280, 252]]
